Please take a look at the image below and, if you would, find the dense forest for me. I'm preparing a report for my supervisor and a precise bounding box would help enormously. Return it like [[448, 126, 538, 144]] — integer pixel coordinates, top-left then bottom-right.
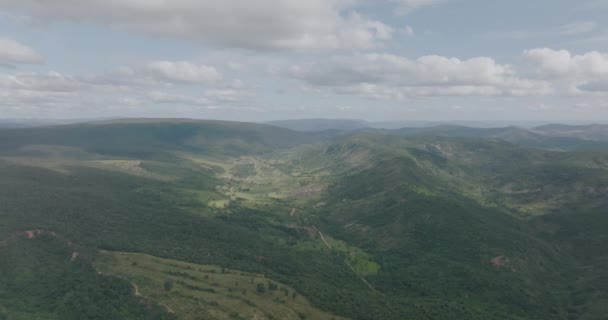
[[1, 120, 608, 319]]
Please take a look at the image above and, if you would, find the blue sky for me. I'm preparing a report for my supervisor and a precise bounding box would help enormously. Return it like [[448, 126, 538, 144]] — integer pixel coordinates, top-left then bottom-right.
[[1, 0, 607, 122]]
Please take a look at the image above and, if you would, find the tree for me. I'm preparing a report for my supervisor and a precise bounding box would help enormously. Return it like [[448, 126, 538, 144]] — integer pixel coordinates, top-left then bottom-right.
[[256, 283, 266, 294], [163, 279, 174, 291], [268, 281, 278, 291]]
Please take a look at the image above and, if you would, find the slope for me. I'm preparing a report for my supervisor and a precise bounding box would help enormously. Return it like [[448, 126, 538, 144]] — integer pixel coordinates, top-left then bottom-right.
[[1, 121, 608, 319], [0, 232, 175, 320]]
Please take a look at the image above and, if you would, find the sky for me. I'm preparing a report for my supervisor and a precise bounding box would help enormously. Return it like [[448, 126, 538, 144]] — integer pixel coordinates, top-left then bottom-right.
[[1, 0, 608, 122]]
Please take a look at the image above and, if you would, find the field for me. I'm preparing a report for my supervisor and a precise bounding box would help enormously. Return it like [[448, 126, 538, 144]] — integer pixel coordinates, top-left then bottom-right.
[[95, 251, 345, 320]]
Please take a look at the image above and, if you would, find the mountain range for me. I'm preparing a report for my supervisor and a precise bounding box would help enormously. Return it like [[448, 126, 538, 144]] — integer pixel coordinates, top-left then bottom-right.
[[1, 119, 608, 319]]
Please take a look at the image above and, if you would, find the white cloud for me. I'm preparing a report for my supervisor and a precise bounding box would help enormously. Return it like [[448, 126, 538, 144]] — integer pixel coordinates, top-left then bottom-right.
[[0, 0, 393, 50], [138, 61, 222, 84], [290, 53, 552, 99], [557, 21, 597, 35], [391, 0, 444, 14], [2, 60, 225, 92], [523, 48, 608, 78], [1, 71, 82, 92], [86, 61, 224, 88], [523, 48, 608, 94], [402, 25, 415, 36], [505, 21, 597, 40], [0, 71, 132, 116], [578, 79, 608, 92], [0, 37, 43, 64], [0, 60, 251, 115], [148, 92, 212, 106], [146, 86, 253, 106]]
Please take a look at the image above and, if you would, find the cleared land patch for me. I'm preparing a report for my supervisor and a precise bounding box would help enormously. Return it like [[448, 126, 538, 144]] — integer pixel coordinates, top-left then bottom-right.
[[94, 251, 347, 320]]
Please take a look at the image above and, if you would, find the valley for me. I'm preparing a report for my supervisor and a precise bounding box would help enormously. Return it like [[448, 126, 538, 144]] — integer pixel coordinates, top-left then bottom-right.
[[94, 251, 345, 320], [1, 120, 608, 319], [4, 1, 607, 319]]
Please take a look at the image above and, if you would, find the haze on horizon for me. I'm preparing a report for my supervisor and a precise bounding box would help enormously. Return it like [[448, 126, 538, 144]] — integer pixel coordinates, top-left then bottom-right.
[[1, 1, 608, 122]]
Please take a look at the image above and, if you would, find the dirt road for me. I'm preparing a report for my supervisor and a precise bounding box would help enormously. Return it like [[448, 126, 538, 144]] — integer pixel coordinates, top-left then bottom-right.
[[243, 157, 258, 183], [311, 225, 375, 292]]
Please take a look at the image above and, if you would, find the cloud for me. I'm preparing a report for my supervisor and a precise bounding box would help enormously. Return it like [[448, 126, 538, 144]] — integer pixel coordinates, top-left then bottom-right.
[[148, 92, 212, 106], [391, 0, 444, 14], [2, 60, 226, 92], [133, 61, 223, 84], [0, 71, 84, 93], [148, 88, 253, 106], [0, 37, 44, 64], [523, 48, 608, 78], [0, 0, 393, 51], [578, 79, 608, 92], [557, 21, 597, 35], [0, 71, 131, 116], [85, 61, 224, 89], [505, 21, 597, 39], [289, 53, 551, 99], [523, 48, 608, 94], [402, 25, 415, 36], [0, 60, 251, 115]]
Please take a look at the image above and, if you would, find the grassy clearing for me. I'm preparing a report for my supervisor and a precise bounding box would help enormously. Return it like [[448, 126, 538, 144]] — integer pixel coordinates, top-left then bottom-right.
[[94, 251, 346, 320], [184, 153, 327, 210], [208, 199, 231, 208], [320, 235, 380, 276], [87, 160, 174, 181], [0, 156, 74, 174]]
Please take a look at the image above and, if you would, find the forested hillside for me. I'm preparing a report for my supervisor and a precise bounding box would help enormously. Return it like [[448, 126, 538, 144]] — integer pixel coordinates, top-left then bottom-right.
[[1, 120, 608, 319]]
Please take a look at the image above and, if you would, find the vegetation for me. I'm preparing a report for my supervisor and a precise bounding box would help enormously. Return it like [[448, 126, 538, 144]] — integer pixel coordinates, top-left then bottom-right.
[[94, 251, 344, 320], [0, 234, 174, 320], [1, 119, 608, 319]]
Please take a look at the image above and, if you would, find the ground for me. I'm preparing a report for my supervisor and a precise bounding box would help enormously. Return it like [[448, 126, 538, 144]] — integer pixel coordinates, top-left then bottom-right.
[[94, 251, 346, 320]]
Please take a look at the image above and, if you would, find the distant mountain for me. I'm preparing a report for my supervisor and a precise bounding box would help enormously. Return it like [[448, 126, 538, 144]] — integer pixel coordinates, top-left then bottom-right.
[[0, 121, 25, 128], [265, 119, 540, 132], [0, 118, 319, 158], [266, 118, 369, 132], [370, 120, 554, 129], [265, 119, 567, 132], [533, 124, 608, 141], [394, 125, 533, 138], [0, 118, 119, 128], [392, 125, 608, 151]]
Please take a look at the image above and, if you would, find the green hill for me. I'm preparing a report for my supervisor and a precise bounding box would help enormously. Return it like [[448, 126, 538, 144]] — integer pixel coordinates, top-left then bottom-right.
[[0, 119, 317, 159], [0, 232, 175, 320], [1, 120, 608, 319], [394, 125, 608, 151], [266, 118, 369, 132]]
